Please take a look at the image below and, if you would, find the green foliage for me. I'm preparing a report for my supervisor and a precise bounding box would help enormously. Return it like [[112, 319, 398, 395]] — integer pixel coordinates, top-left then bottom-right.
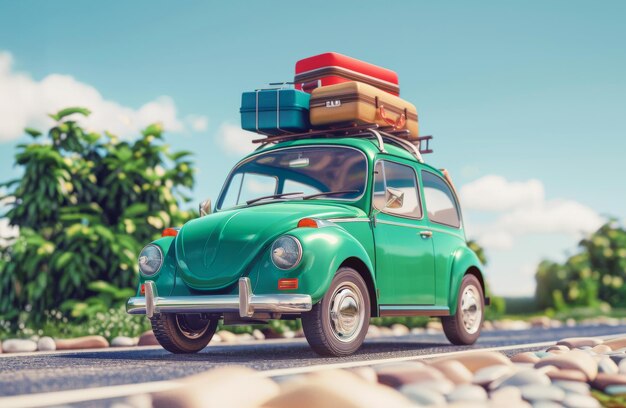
[[0, 107, 195, 325], [535, 221, 626, 310]]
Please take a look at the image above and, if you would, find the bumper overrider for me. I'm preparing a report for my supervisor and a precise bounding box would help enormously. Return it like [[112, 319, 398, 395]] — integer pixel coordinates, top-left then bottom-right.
[[126, 277, 313, 319]]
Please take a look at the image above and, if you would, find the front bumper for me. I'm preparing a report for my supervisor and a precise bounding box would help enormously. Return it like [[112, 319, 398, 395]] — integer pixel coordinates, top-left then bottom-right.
[[126, 277, 313, 318]]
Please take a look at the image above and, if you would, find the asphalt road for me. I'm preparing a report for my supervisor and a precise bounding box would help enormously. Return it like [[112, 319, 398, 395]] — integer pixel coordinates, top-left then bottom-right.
[[3, 324, 626, 401]]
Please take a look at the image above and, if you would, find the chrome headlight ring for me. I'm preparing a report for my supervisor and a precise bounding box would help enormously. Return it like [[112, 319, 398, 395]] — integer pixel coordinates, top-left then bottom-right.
[[270, 235, 302, 270], [138, 244, 164, 276]]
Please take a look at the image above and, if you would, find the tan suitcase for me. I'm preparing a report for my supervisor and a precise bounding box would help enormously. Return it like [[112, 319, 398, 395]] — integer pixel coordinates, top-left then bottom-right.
[[309, 81, 418, 138]]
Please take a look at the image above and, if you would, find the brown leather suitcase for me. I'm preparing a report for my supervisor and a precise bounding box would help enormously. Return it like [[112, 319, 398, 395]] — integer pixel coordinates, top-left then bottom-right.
[[309, 81, 418, 138]]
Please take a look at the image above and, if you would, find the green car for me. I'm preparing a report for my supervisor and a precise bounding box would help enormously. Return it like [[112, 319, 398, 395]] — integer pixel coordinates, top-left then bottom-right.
[[127, 130, 488, 356]]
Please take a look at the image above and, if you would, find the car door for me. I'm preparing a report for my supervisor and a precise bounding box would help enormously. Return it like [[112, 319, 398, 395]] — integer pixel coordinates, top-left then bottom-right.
[[373, 159, 436, 306], [420, 170, 466, 304]]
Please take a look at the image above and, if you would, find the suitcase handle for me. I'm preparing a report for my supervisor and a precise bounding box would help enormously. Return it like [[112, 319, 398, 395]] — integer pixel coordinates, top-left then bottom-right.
[[378, 105, 407, 129], [301, 80, 322, 93]]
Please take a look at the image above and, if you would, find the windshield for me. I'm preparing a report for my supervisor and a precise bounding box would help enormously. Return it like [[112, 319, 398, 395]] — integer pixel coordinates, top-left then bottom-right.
[[217, 146, 368, 210]]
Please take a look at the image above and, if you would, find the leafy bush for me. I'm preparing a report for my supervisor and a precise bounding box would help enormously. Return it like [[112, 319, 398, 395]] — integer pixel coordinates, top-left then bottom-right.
[[0, 107, 195, 325], [535, 221, 626, 310]]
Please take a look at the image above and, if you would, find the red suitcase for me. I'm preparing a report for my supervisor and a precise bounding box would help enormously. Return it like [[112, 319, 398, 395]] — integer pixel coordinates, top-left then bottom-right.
[[294, 52, 400, 96]]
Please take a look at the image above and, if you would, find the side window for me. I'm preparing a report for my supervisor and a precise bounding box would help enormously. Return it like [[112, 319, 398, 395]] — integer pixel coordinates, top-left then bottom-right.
[[373, 161, 422, 218], [221, 173, 277, 208], [422, 171, 460, 228]]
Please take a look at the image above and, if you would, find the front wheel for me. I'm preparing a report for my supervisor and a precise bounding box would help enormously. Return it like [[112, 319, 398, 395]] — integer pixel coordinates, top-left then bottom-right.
[[302, 267, 370, 356], [441, 274, 484, 345], [150, 313, 218, 354]]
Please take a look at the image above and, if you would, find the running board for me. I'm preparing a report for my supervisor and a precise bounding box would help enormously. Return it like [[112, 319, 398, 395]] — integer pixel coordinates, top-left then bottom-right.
[[379, 305, 451, 317]]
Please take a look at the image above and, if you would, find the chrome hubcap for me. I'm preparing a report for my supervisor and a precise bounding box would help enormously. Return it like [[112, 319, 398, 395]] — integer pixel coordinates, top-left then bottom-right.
[[329, 282, 365, 343], [175, 314, 210, 340], [461, 285, 482, 334]]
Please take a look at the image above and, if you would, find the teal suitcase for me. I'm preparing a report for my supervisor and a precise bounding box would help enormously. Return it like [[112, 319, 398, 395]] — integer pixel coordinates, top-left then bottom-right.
[[240, 87, 310, 136]]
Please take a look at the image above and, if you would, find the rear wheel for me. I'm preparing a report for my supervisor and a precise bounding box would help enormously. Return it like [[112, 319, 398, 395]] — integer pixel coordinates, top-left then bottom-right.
[[302, 267, 370, 356], [150, 313, 218, 354], [442, 274, 484, 345]]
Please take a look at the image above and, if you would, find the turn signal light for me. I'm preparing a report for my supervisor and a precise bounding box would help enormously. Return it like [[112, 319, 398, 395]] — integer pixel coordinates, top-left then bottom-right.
[[297, 218, 318, 228], [140, 284, 146, 295], [278, 278, 299, 290], [162, 228, 179, 237]]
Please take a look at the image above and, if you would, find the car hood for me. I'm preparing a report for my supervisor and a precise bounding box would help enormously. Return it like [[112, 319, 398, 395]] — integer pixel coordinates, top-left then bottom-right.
[[174, 201, 364, 290]]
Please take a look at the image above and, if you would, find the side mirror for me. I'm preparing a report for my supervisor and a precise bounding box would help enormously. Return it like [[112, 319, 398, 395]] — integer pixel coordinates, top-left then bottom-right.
[[385, 187, 404, 209], [199, 199, 212, 217]]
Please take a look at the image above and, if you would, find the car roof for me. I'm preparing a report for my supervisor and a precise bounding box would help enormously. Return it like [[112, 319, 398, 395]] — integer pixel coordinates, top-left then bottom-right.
[[244, 137, 444, 176]]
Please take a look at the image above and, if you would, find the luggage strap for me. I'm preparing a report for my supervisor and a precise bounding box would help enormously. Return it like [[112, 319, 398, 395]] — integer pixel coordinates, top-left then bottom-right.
[[254, 89, 290, 136]]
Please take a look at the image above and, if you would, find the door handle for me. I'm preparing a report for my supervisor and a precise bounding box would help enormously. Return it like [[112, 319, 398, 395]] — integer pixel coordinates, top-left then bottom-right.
[[420, 230, 433, 238]]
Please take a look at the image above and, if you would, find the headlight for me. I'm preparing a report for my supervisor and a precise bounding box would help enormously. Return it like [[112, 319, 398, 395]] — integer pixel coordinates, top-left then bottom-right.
[[138, 244, 163, 276], [271, 236, 302, 270]]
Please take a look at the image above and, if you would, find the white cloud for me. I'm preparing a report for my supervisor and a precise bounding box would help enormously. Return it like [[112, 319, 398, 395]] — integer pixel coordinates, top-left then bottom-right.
[[215, 123, 258, 156], [0, 51, 208, 141], [461, 175, 544, 211], [461, 175, 604, 252]]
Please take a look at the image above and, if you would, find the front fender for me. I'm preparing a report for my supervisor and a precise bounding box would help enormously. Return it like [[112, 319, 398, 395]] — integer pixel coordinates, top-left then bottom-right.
[[448, 246, 484, 314], [251, 225, 375, 304]]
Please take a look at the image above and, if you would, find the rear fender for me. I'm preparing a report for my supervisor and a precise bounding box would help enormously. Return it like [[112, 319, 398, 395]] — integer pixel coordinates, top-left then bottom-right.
[[448, 246, 484, 315]]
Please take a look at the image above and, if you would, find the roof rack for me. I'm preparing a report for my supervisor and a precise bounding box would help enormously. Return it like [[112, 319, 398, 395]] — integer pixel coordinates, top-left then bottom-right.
[[251, 124, 433, 163]]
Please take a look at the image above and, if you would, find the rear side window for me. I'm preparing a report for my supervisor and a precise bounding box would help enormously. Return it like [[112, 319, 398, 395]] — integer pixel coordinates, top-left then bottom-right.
[[373, 161, 422, 218], [422, 171, 461, 228]]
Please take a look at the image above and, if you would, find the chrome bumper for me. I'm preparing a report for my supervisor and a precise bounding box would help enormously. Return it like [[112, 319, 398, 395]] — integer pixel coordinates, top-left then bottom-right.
[[126, 277, 312, 318]]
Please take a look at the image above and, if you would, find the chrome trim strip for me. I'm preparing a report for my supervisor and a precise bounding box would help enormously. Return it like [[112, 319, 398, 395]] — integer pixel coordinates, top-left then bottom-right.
[[327, 218, 370, 223], [380, 305, 450, 311], [126, 278, 313, 317]]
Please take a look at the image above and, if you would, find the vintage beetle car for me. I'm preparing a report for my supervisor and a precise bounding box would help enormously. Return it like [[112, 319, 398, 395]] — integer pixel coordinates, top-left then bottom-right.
[[127, 129, 487, 356]]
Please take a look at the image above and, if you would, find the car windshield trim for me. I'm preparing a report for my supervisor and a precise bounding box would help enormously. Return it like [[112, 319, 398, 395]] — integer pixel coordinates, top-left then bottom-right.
[[216, 145, 369, 211]]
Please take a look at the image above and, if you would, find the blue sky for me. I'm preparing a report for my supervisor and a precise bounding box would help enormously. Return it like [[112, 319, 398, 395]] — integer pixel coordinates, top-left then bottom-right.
[[1, 1, 625, 296]]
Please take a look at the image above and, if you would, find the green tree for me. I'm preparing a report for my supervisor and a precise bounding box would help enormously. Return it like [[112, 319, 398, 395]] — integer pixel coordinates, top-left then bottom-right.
[[534, 221, 626, 310], [0, 108, 195, 324]]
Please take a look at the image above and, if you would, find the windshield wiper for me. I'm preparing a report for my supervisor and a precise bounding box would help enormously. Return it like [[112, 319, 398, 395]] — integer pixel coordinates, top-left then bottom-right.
[[302, 190, 360, 200], [246, 192, 304, 205]]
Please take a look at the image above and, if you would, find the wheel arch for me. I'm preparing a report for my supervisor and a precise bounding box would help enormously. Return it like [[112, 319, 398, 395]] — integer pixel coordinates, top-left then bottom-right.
[[448, 246, 485, 315], [340, 256, 378, 317]]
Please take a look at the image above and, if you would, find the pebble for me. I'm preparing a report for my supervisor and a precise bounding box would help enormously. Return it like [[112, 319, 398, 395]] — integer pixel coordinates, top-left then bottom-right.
[[37, 336, 56, 351], [2, 339, 37, 353], [534, 350, 598, 381], [547, 369, 588, 382], [556, 337, 603, 349], [55, 335, 109, 350], [534, 351, 552, 359], [153, 366, 280, 408], [446, 384, 488, 403], [348, 367, 378, 384], [210, 334, 221, 343], [216, 330, 238, 343], [533, 402, 565, 408], [546, 345, 569, 352], [430, 359, 473, 385], [411, 379, 454, 395], [591, 344, 612, 354], [591, 372, 626, 391], [610, 354, 626, 366], [511, 352, 540, 364], [399, 384, 446, 406], [552, 380, 591, 395], [237, 333, 254, 342], [111, 336, 136, 347], [390, 324, 410, 336], [490, 386, 523, 403], [366, 325, 380, 338], [519, 384, 565, 402], [604, 384, 626, 395], [597, 356, 618, 374], [252, 329, 265, 341], [562, 394, 601, 408], [603, 336, 626, 351], [433, 351, 512, 373], [376, 364, 444, 388], [426, 321, 443, 332], [492, 368, 550, 390], [472, 364, 513, 387], [137, 330, 159, 346]]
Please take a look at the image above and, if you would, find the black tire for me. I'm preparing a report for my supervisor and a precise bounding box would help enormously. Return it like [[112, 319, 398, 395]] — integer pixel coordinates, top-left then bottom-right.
[[302, 267, 370, 357], [442, 274, 484, 345], [150, 313, 218, 354]]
